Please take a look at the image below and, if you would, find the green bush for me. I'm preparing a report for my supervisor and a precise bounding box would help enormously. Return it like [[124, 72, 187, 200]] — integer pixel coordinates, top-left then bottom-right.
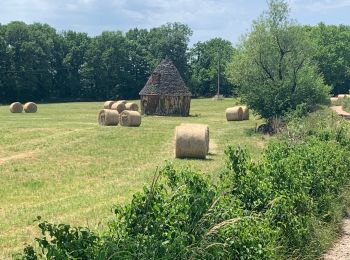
[[342, 96, 350, 112]]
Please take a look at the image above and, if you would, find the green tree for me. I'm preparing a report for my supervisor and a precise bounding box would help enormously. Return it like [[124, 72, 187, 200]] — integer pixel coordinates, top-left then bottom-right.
[[146, 23, 193, 81], [2, 22, 57, 102], [62, 31, 90, 99], [228, 0, 330, 123], [189, 38, 235, 97], [0, 23, 11, 102], [307, 23, 350, 95]]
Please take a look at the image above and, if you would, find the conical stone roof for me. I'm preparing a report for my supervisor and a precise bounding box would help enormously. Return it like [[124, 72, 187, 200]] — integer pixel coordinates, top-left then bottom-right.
[[139, 58, 192, 96]]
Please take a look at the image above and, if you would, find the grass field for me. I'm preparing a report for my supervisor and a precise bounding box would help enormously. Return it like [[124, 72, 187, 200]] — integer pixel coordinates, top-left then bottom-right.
[[0, 98, 267, 258]]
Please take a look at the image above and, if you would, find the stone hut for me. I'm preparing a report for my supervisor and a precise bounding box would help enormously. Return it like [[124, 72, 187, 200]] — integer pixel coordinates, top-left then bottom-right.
[[139, 58, 192, 116]]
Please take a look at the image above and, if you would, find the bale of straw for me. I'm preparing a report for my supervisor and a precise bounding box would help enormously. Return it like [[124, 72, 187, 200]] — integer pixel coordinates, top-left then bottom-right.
[[23, 102, 37, 113], [9, 102, 23, 113], [241, 106, 249, 120], [98, 109, 119, 126], [103, 101, 115, 109], [119, 110, 141, 127], [118, 100, 127, 104], [175, 124, 209, 159], [125, 102, 139, 111], [226, 106, 243, 121], [180, 123, 209, 154], [111, 101, 126, 113]]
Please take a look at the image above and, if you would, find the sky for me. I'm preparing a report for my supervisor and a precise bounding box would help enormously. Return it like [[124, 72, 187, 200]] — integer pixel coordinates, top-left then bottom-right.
[[1, 0, 350, 45]]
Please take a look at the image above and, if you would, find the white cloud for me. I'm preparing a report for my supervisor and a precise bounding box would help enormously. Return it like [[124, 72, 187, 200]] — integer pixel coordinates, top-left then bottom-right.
[[293, 0, 350, 11], [1, 0, 349, 44]]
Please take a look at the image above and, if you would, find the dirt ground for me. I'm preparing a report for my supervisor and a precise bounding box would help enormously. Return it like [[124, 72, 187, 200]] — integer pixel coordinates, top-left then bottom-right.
[[323, 212, 350, 260]]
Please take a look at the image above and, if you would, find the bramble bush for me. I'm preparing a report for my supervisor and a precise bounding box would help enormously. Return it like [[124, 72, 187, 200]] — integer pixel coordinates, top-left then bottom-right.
[[22, 109, 350, 259]]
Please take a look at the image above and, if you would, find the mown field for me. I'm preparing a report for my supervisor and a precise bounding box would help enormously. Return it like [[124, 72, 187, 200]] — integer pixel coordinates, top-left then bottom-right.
[[0, 98, 267, 258]]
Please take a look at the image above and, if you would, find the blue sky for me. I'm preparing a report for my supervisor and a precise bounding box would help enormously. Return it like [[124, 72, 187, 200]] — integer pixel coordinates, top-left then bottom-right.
[[1, 0, 350, 45]]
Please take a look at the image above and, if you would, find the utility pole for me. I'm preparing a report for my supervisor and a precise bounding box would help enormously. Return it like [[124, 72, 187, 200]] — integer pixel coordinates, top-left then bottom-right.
[[217, 52, 220, 96]]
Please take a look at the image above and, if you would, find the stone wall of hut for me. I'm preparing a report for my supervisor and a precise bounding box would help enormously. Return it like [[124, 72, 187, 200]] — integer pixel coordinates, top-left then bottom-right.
[[140, 95, 191, 116]]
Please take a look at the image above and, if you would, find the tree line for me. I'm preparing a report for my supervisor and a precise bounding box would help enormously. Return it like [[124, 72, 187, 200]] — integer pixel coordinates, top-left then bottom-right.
[[0, 21, 234, 103], [0, 20, 349, 104]]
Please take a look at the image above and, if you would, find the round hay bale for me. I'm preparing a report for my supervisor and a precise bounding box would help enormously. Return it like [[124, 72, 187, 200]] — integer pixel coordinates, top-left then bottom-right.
[[175, 124, 209, 159], [226, 106, 243, 121], [241, 106, 249, 120], [125, 102, 139, 111], [111, 101, 126, 113], [23, 102, 37, 113], [103, 101, 115, 109], [118, 100, 127, 104], [98, 109, 119, 126], [180, 123, 209, 154], [9, 102, 23, 113], [119, 110, 141, 127]]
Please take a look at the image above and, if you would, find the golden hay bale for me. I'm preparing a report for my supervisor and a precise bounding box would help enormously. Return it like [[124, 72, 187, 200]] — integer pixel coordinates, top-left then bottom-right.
[[118, 100, 127, 104], [125, 102, 139, 111], [103, 101, 115, 109], [241, 106, 249, 120], [119, 110, 141, 127], [23, 102, 37, 113], [98, 109, 119, 126], [9, 102, 23, 113], [175, 124, 209, 159], [226, 106, 243, 121], [111, 101, 126, 113], [180, 123, 209, 154]]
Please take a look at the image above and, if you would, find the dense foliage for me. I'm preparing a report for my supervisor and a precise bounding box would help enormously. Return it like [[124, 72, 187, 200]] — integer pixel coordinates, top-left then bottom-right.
[[228, 0, 330, 122], [22, 109, 350, 259], [189, 38, 235, 97], [306, 23, 350, 95], [0, 22, 193, 103]]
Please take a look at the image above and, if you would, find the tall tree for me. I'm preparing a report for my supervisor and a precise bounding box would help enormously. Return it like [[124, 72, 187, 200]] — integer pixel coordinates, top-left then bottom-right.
[[228, 0, 329, 123], [2, 22, 56, 101], [0, 23, 11, 102], [62, 31, 90, 99], [146, 23, 192, 81], [189, 38, 235, 97], [307, 23, 350, 95]]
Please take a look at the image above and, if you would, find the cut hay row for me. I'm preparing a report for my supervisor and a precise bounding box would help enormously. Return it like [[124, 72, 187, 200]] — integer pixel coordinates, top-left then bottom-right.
[[10, 102, 38, 113]]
